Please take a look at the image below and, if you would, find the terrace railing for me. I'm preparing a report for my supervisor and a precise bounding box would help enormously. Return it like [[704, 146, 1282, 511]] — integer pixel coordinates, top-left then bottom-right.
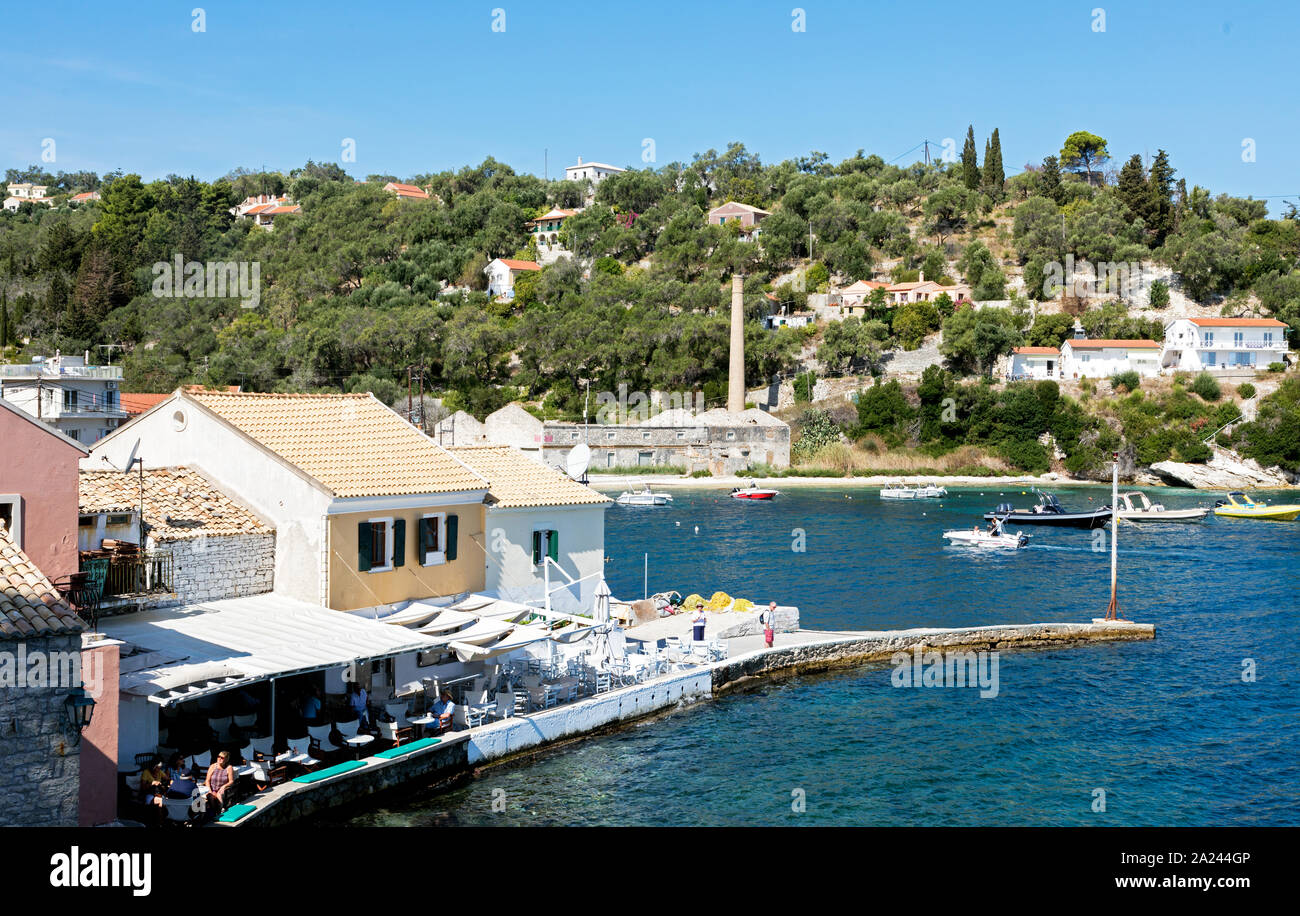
[[103, 550, 174, 599]]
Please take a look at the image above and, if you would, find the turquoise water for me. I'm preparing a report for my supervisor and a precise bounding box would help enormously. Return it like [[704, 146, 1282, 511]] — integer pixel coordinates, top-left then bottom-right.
[[337, 485, 1300, 826]]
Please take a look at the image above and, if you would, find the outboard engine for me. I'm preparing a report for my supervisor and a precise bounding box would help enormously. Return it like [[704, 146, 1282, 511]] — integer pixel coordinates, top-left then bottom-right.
[[995, 502, 1014, 514]]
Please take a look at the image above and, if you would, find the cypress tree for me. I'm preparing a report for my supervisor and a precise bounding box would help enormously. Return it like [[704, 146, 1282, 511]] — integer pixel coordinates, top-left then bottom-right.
[[985, 128, 1005, 196], [1147, 150, 1176, 243], [961, 125, 980, 190], [1040, 155, 1063, 205], [1117, 154, 1149, 221]]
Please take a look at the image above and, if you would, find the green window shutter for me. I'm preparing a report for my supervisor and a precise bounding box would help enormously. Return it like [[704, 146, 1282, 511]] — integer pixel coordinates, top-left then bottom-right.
[[445, 514, 458, 561], [357, 522, 373, 572], [418, 517, 430, 563], [532, 531, 542, 565], [393, 519, 406, 568], [546, 530, 559, 562]]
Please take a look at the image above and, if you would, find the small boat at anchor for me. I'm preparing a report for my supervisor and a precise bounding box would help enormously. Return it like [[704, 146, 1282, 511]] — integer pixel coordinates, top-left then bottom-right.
[[984, 489, 1111, 530], [730, 482, 780, 500], [880, 483, 948, 499], [1212, 491, 1300, 521], [616, 485, 673, 507], [943, 516, 1030, 550], [1114, 491, 1208, 523]]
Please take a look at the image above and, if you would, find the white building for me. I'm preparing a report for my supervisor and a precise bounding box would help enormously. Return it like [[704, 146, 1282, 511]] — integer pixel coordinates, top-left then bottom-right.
[[231, 193, 301, 229], [761, 311, 813, 330], [1009, 346, 1060, 379], [3, 182, 55, 211], [564, 157, 625, 185], [0, 354, 126, 444], [1058, 339, 1162, 379], [1162, 317, 1289, 372], [484, 258, 541, 299], [448, 444, 609, 615]]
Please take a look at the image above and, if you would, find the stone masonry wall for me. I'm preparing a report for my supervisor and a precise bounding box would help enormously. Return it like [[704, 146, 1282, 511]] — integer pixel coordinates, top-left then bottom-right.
[[0, 632, 82, 826], [166, 532, 275, 603]]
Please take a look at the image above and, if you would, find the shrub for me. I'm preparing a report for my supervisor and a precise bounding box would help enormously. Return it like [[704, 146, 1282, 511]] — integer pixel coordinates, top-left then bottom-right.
[[1148, 280, 1170, 308], [791, 408, 841, 461], [1189, 372, 1222, 401], [1111, 370, 1141, 393], [1267, 362, 1286, 373], [793, 371, 815, 404], [1237, 382, 1257, 399], [999, 438, 1050, 473], [1174, 435, 1212, 463]]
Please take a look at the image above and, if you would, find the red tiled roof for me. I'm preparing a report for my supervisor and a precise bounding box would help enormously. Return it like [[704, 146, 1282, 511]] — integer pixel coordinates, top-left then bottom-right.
[[120, 393, 169, 416], [1063, 339, 1161, 349], [1013, 346, 1060, 355], [384, 182, 430, 199], [1187, 317, 1286, 328], [497, 259, 542, 271]]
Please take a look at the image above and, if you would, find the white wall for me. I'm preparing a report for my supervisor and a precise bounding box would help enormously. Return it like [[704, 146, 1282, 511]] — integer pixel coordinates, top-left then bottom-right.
[[483, 505, 607, 614], [85, 395, 331, 606], [1060, 346, 1161, 378]]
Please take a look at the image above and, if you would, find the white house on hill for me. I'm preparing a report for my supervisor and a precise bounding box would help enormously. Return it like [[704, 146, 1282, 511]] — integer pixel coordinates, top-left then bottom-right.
[[1058, 339, 1162, 379], [484, 258, 542, 299], [1009, 346, 1060, 379], [1162, 317, 1289, 372]]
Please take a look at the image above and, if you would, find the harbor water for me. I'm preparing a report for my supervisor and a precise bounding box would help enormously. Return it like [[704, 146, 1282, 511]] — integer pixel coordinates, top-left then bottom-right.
[[336, 485, 1300, 826]]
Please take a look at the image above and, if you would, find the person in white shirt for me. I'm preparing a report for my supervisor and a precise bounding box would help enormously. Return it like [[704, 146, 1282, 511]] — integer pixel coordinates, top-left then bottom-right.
[[433, 690, 456, 730], [760, 601, 776, 648], [692, 604, 707, 642]]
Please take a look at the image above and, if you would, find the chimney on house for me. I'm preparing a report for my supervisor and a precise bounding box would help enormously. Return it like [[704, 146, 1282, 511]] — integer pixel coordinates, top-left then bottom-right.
[[919, 270, 925, 283], [577, 156, 583, 165], [727, 275, 745, 413]]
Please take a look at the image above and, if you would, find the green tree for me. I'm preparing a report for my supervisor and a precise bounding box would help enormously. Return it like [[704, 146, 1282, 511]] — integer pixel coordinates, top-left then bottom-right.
[[982, 128, 1004, 197], [961, 125, 980, 190], [1147, 149, 1177, 244], [1116, 154, 1149, 222], [1060, 131, 1110, 185], [940, 306, 1020, 377], [1039, 155, 1064, 205]]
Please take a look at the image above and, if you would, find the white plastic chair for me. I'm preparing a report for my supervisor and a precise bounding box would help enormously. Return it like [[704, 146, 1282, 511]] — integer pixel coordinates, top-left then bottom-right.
[[335, 719, 360, 740], [249, 735, 274, 760], [491, 692, 514, 720], [285, 736, 318, 768], [385, 702, 411, 727]]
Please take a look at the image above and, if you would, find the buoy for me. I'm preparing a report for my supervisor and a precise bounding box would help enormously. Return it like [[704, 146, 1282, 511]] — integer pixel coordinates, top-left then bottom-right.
[[694, 525, 700, 534], [675, 521, 681, 527]]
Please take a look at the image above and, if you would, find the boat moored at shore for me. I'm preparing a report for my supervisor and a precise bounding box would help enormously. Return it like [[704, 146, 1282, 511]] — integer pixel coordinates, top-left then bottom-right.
[[1212, 491, 1300, 521], [984, 489, 1111, 529], [1114, 491, 1208, 522]]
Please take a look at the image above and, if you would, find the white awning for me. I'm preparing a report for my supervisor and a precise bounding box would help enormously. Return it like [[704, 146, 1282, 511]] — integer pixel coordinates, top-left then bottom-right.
[[102, 593, 445, 705]]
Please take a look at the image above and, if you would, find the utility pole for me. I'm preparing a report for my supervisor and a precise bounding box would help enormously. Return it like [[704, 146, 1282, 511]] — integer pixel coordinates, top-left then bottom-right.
[[406, 365, 414, 424], [96, 343, 126, 365]]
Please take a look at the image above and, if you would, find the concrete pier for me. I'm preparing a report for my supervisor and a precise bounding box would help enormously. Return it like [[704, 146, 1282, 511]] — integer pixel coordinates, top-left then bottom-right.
[[220, 618, 1154, 826]]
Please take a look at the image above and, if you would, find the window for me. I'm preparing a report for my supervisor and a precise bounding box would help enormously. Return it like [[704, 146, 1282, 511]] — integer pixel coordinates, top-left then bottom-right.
[[726, 430, 736, 440], [78, 515, 97, 528], [638, 451, 653, 466], [606, 430, 615, 441], [1264, 332, 1274, 346], [0, 496, 18, 546], [676, 430, 686, 441], [532, 529, 559, 566], [642, 431, 651, 441], [63, 389, 78, 410], [1234, 331, 1244, 347], [357, 517, 399, 573], [570, 431, 579, 441], [106, 513, 131, 527], [420, 513, 446, 566], [1202, 332, 1214, 348], [67, 429, 80, 442]]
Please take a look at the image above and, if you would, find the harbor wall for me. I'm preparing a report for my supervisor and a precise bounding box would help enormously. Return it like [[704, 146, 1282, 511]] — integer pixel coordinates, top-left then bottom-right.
[[711, 622, 1156, 693]]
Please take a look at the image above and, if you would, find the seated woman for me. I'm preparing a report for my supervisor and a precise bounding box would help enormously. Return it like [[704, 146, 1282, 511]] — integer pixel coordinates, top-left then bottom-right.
[[203, 750, 237, 818], [139, 756, 169, 824], [164, 752, 196, 799]]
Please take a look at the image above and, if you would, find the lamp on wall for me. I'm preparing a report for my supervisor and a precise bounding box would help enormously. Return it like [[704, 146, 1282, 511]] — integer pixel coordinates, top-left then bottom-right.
[[64, 687, 96, 740]]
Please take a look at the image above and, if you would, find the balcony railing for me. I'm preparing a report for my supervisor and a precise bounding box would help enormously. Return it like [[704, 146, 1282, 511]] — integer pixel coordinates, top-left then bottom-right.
[[54, 402, 127, 417], [0, 364, 123, 379], [103, 551, 174, 599]]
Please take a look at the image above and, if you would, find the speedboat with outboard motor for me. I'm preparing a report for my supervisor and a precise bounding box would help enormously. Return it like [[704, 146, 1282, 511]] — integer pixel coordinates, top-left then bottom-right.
[[730, 481, 780, 500], [1114, 491, 1208, 522], [943, 515, 1030, 549], [880, 483, 947, 499], [616, 485, 673, 507], [1212, 491, 1300, 521], [984, 489, 1111, 529]]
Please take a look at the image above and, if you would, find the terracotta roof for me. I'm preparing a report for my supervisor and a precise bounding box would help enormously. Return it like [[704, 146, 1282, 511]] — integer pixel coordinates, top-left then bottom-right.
[[886, 281, 937, 291], [1186, 318, 1286, 328], [265, 205, 301, 215], [1013, 347, 1060, 355], [182, 390, 488, 499], [384, 182, 430, 199], [120, 392, 170, 416], [528, 208, 576, 224], [447, 445, 610, 509], [79, 467, 272, 541], [70, 191, 99, 202], [0, 523, 86, 640], [496, 259, 542, 272], [708, 201, 771, 215], [1063, 339, 1161, 350]]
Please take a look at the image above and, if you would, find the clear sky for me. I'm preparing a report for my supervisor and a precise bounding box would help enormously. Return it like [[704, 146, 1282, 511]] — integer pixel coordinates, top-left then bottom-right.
[[4, 0, 1296, 210]]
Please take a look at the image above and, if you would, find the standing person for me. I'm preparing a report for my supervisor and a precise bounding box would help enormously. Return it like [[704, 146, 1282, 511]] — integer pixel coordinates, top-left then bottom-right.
[[692, 602, 707, 643], [347, 682, 369, 728], [760, 601, 776, 648], [301, 685, 322, 723]]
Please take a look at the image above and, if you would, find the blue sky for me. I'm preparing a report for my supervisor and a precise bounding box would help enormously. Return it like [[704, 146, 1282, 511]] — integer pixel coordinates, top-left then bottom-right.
[[4, 0, 1296, 210]]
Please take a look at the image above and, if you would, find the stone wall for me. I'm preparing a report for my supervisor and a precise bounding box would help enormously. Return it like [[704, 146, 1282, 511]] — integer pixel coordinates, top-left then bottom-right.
[[165, 532, 275, 603], [543, 422, 790, 473], [0, 632, 82, 826]]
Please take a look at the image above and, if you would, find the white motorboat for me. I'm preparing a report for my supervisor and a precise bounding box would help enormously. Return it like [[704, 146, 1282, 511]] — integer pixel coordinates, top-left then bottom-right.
[[1115, 491, 1209, 522], [616, 485, 673, 507], [943, 517, 1030, 550], [881, 483, 947, 499]]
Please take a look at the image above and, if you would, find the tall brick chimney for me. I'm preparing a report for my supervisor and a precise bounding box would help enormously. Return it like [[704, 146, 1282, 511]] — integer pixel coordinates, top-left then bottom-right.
[[727, 274, 745, 413]]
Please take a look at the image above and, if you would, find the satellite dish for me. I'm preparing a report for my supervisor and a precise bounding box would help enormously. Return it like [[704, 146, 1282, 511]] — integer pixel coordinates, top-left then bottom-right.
[[121, 438, 142, 472], [567, 443, 591, 479]]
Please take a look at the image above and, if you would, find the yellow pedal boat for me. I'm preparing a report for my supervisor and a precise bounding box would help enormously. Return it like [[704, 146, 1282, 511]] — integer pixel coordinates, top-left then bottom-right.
[[1212, 491, 1300, 521]]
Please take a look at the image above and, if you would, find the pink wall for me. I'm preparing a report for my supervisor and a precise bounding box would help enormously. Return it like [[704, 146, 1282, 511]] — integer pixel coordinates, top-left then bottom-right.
[[0, 407, 84, 583], [79, 640, 119, 826]]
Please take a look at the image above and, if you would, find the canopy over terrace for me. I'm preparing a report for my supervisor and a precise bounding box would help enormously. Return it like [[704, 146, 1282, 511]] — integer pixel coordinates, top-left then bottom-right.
[[103, 592, 444, 707]]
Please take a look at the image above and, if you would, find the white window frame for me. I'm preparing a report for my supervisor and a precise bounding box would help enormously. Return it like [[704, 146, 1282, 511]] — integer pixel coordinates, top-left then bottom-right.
[[421, 512, 447, 567], [0, 495, 21, 547], [367, 516, 395, 573]]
